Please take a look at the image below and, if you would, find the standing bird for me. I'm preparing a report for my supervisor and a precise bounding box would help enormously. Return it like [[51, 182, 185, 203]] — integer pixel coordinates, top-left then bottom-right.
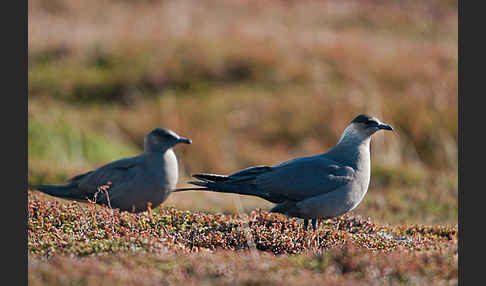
[[32, 128, 192, 213], [175, 114, 393, 230]]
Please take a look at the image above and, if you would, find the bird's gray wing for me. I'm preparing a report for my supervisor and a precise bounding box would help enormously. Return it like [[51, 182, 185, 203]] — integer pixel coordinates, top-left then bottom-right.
[[227, 165, 273, 182], [71, 156, 144, 193], [256, 155, 355, 202]]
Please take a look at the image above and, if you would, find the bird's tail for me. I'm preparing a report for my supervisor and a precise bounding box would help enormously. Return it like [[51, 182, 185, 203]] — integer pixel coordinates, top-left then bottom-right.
[[174, 172, 285, 203], [174, 173, 253, 194], [32, 183, 87, 201], [172, 173, 231, 193]]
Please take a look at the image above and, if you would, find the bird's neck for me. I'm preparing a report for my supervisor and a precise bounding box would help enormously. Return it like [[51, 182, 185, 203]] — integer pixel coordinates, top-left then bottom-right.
[[144, 144, 171, 153], [325, 132, 371, 170]]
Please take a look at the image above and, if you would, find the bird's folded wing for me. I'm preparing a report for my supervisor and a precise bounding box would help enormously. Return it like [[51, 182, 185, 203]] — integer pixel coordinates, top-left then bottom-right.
[[256, 155, 355, 202], [227, 165, 273, 182], [72, 156, 143, 192]]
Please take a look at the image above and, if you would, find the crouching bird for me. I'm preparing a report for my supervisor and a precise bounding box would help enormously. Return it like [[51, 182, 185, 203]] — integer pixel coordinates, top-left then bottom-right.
[[32, 128, 191, 213], [175, 114, 393, 230]]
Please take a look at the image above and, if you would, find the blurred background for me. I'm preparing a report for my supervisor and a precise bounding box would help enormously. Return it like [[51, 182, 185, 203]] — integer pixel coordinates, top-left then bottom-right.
[[28, 0, 457, 225]]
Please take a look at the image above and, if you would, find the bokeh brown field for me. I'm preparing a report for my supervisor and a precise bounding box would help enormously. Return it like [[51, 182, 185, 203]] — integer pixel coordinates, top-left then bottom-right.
[[28, 0, 458, 284]]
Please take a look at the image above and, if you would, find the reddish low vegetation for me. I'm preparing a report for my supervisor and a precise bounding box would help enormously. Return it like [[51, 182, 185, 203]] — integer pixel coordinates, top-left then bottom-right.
[[28, 191, 457, 285]]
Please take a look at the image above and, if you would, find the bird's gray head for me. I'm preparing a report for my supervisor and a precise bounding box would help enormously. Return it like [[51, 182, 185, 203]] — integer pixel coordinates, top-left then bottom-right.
[[144, 128, 192, 152], [338, 114, 393, 144]]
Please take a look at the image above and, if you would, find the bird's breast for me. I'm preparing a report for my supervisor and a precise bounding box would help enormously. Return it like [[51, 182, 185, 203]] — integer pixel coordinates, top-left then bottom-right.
[[348, 153, 371, 209], [162, 149, 179, 189]]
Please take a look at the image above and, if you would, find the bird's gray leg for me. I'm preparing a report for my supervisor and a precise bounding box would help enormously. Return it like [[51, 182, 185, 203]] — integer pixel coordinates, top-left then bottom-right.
[[312, 218, 318, 231], [303, 219, 309, 230]]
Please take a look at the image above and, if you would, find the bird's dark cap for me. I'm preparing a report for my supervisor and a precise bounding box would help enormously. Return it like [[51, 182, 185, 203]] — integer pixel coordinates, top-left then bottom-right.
[[351, 114, 375, 124], [150, 128, 175, 137]]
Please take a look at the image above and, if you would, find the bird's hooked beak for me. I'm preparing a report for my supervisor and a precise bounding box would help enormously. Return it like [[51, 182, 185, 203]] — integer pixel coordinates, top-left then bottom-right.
[[378, 123, 393, 131], [177, 137, 192, 144]]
